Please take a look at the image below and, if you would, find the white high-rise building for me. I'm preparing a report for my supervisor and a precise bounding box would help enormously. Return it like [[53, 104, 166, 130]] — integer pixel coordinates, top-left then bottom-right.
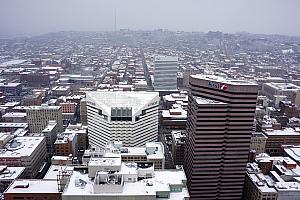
[[86, 91, 159, 148], [153, 56, 178, 91]]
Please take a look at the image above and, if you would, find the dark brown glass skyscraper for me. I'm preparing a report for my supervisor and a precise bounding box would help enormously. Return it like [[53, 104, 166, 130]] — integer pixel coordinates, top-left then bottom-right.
[[184, 75, 258, 200]]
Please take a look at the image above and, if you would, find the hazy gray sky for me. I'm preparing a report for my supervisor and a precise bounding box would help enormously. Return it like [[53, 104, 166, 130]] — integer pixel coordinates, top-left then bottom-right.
[[0, 0, 300, 36]]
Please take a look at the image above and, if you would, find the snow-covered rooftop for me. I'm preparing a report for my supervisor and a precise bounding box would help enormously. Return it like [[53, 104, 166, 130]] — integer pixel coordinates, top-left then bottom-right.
[[86, 91, 159, 116], [105, 141, 165, 160], [0, 166, 25, 180], [155, 55, 178, 62], [263, 128, 300, 136], [26, 105, 61, 110], [5, 179, 59, 194], [0, 136, 44, 158], [194, 96, 227, 105], [0, 83, 22, 87], [163, 92, 188, 102], [2, 112, 27, 118], [44, 165, 74, 180], [63, 168, 188, 199], [284, 146, 300, 162], [191, 74, 257, 86], [0, 59, 27, 67], [0, 123, 28, 128], [265, 82, 300, 91]]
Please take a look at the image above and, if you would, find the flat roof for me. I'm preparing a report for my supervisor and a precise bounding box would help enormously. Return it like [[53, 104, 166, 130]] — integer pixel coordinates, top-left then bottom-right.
[[4, 179, 59, 194], [252, 132, 268, 138], [89, 157, 121, 167], [63, 169, 188, 198], [263, 128, 300, 136], [0, 136, 44, 158], [42, 121, 57, 132], [86, 91, 159, 116], [54, 133, 76, 144], [0, 123, 28, 128], [248, 173, 277, 193], [265, 82, 300, 91], [161, 109, 187, 119], [52, 156, 72, 161], [0, 83, 22, 87], [191, 74, 257, 86], [2, 112, 27, 118], [44, 165, 74, 180], [275, 182, 300, 191], [26, 105, 61, 110], [105, 142, 165, 160], [64, 127, 86, 134], [193, 96, 227, 105], [0, 132, 11, 141], [60, 74, 94, 79], [66, 95, 85, 99], [0, 166, 25, 180], [52, 86, 70, 91], [146, 142, 165, 159], [155, 56, 178, 62], [13, 128, 28, 137], [3, 102, 20, 107], [284, 146, 300, 162], [256, 155, 295, 165], [265, 77, 284, 80], [0, 59, 27, 67], [163, 93, 188, 102]]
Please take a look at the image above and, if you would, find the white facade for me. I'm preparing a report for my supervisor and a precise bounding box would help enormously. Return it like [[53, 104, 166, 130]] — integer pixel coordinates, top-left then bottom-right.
[[86, 91, 159, 148], [153, 56, 178, 91]]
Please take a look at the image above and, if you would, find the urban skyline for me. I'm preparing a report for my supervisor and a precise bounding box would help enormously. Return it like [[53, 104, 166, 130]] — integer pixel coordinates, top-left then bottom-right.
[[1, 0, 300, 37], [1, 0, 300, 199]]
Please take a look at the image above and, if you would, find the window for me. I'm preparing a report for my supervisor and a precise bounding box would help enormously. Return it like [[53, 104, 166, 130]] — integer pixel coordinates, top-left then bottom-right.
[[171, 186, 182, 192], [111, 107, 132, 121], [156, 194, 169, 198]]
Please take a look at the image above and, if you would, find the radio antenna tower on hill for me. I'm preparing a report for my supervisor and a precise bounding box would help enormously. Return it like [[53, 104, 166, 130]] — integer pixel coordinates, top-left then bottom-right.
[[114, 8, 117, 32]]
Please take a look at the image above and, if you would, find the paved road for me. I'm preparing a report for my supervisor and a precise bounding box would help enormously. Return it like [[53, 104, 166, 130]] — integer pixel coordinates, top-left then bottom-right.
[[140, 47, 154, 91]]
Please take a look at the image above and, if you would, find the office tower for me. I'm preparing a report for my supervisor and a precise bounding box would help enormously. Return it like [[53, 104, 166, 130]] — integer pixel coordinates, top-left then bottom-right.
[[153, 56, 178, 91], [184, 75, 258, 200], [86, 91, 159, 148], [26, 105, 63, 133]]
